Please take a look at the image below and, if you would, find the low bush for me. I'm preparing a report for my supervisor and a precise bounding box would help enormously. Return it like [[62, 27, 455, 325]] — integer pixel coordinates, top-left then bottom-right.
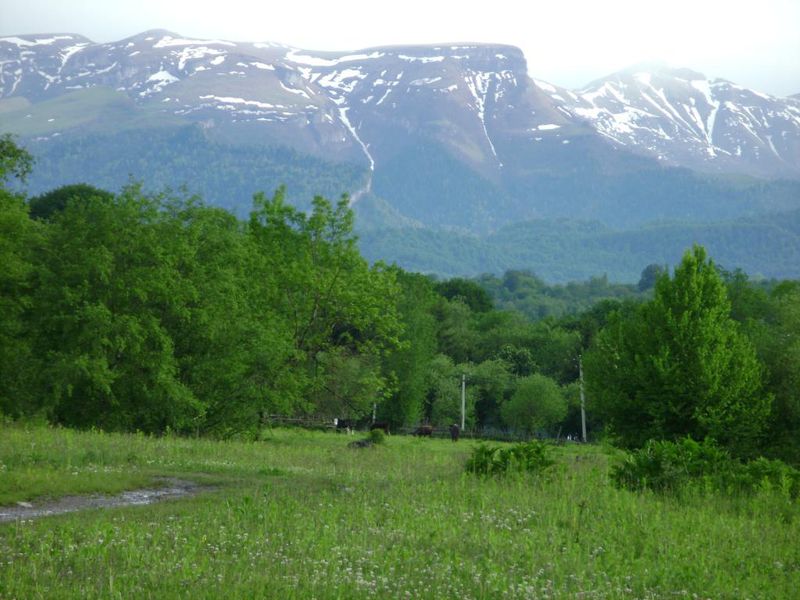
[[465, 440, 553, 476], [369, 429, 386, 445], [612, 437, 800, 497]]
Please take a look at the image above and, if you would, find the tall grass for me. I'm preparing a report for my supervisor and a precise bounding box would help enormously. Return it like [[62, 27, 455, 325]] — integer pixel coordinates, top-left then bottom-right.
[[1, 424, 798, 598]]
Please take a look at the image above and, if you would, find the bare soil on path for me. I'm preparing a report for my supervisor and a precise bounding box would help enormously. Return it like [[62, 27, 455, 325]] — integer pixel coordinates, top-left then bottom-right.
[[0, 478, 208, 523]]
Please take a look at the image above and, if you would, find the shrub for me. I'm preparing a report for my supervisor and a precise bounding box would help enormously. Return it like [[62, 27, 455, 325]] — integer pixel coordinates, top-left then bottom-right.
[[612, 437, 800, 497], [368, 429, 386, 445], [735, 457, 800, 498], [612, 437, 730, 492], [465, 440, 553, 476]]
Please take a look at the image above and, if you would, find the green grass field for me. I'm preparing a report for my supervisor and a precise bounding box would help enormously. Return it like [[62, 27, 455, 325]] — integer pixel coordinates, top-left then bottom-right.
[[1, 424, 798, 598]]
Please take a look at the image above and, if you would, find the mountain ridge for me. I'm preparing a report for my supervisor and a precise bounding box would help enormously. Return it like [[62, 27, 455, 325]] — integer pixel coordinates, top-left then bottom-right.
[[3, 31, 798, 180], [2, 31, 799, 256]]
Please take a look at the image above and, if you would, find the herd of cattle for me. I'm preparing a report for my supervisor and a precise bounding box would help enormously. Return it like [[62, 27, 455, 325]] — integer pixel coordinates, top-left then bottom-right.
[[336, 420, 461, 441]]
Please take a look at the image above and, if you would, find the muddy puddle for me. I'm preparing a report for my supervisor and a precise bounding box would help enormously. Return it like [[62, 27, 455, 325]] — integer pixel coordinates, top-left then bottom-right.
[[0, 478, 207, 523]]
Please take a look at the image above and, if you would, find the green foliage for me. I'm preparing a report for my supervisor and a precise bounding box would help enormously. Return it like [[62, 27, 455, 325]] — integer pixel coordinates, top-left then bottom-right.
[[612, 437, 730, 492], [0, 133, 33, 183], [480, 270, 642, 321], [637, 263, 666, 292], [248, 187, 402, 420], [3, 138, 799, 457], [465, 440, 554, 476], [501, 374, 567, 435], [381, 270, 438, 427], [28, 183, 114, 220], [31, 184, 202, 431], [0, 160, 402, 432], [0, 190, 41, 417], [730, 278, 800, 463], [424, 354, 476, 427], [585, 245, 770, 456], [0, 135, 39, 416], [434, 278, 494, 312], [368, 428, 386, 445], [613, 437, 800, 498], [359, 208, 800, 285]]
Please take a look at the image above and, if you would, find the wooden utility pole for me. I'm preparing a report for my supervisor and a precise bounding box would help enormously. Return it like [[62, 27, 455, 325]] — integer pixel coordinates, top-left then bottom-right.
[[579, 356, 587, 443], [461, 374, 466, 430]]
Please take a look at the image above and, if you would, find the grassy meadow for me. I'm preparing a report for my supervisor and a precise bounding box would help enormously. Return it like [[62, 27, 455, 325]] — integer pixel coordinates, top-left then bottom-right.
[[1, 424, 798, 599]]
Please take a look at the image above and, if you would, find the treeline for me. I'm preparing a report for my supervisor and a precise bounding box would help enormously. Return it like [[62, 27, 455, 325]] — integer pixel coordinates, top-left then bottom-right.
[[2, 134, 799, 464], [0, 136, 588, 437], [582, 247, 800, 464], [358, 211, 800, 284], [476, 270, 644, 320]]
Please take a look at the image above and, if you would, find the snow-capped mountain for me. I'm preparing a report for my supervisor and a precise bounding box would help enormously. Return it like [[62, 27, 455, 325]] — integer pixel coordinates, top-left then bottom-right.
[[534, 66, 800, 179], [1, 31, 799, 235], [2, 31, 799, 180], [0, 31, 583, 174]]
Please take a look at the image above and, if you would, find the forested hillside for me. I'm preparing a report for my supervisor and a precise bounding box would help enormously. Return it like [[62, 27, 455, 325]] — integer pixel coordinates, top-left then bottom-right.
[[359, 209, 800, 283], [16, 127, 368, 217]]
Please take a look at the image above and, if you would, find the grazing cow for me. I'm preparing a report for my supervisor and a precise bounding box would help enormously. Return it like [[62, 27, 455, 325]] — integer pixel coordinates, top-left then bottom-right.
[[450, 423, 460, 442], [370, 422, 390, 435], [414, 424, 434, 437], [336, 419, 356, 434]]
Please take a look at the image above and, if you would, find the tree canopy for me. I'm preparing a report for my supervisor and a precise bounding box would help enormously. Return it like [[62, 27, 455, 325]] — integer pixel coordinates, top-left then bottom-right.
[[585, 246, 769, 455]]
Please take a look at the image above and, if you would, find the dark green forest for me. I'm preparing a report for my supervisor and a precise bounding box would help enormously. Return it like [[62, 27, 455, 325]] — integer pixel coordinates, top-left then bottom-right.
[[2, 134, 799, 465], [18, 127, 368, 217], [358, 212, 800, 283]]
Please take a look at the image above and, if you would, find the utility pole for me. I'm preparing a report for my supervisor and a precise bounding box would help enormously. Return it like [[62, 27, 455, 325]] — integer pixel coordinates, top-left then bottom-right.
[[461, 373, 466, 430], [579, 355, 587, 443]]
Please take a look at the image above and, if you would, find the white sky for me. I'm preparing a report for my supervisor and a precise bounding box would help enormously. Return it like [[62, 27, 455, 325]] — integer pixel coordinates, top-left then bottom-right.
[[2, 0, 798, 96]]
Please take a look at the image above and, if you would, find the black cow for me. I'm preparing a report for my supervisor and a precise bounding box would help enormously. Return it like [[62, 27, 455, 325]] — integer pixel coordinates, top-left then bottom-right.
[[336, 419, 357, 434], [450, 424, 460, 442]]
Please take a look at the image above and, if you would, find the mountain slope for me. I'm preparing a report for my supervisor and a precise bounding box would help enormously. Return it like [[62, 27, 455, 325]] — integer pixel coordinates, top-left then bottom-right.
[[3, 32, 798, 181], [1, 31, 799, 252], [535, 66, 800, 179], [359, 208, 800, 283]]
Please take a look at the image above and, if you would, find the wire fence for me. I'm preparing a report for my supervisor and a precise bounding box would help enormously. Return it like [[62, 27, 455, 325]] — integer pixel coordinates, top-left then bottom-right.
[[260, 415, 582, 444]]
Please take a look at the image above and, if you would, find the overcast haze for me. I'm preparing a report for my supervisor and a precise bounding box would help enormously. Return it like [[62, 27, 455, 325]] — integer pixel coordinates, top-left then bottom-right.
[[2, 0, 798, 97]]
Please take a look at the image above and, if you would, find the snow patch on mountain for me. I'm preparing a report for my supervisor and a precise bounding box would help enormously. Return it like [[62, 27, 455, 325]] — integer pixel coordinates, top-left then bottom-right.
[[154, 36, 235, 48], [464, 70, 501, 165], [285, 50, 385, 67]]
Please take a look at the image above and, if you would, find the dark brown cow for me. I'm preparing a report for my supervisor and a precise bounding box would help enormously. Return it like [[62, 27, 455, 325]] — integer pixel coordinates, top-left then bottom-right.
[[450, 424, 460, 442], [370, 422, 390, 435], [414, 425, 434, 437]]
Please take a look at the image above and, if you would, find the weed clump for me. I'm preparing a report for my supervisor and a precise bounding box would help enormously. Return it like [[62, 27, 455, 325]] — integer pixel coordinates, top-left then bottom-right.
[[368, 429, 386, 445], [465, 440, 553, 476]]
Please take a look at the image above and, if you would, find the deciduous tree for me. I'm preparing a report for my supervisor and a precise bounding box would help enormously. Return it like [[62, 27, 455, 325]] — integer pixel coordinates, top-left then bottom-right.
[[585, 246, 769, 455]]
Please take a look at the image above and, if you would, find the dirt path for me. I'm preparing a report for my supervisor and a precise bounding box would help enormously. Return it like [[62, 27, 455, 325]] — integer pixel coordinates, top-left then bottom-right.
[[0, 478, 207, 523]]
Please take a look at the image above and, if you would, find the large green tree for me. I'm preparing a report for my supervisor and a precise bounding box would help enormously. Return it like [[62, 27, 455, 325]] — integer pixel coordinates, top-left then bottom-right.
[[31, 185, 201, 431], [381, 270, 438, 427], [248, 187, 402, 419], [501, 373, 567, 435], [0, 136, 41, 417], [585, 246, 769, 455]]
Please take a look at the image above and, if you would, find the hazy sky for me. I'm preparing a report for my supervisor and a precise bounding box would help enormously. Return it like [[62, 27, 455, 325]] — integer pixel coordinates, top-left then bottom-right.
[[2, 0, 798, 96]]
